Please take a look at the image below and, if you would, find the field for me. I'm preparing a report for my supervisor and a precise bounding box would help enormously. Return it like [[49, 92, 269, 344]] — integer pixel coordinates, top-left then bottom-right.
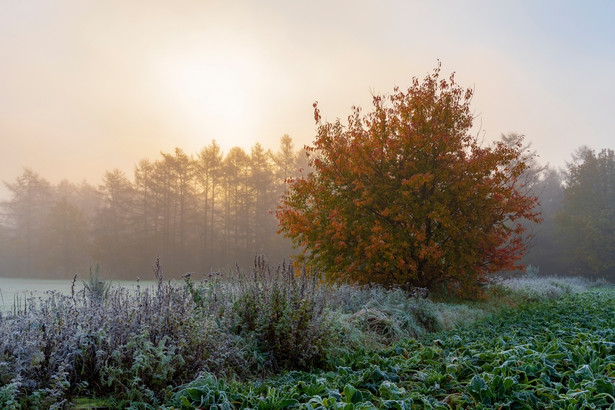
[[0, 277, 157, 312], [173, 289, 615, 409], [0, 264, 612, 409]]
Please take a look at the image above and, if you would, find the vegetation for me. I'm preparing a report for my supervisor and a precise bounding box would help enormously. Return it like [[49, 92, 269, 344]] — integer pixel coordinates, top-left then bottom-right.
[[0, 136, 307, 279], [1, 64, 614, 408], [519, 167, 566, 276], [171, 288, 615, 409], [518, 147, 615, 281], [1, 111, 613, 285], [557, 147, 615, 281], [277, 64, 540, 297], [1, 258, 604, 408], [82, 263, 111, 302]]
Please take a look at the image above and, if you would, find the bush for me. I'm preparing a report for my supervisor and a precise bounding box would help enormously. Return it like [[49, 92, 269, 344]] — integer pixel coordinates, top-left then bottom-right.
[[225, 256, 332, 372], [83, 263, 111, 303], [0, 264, 225, 407]]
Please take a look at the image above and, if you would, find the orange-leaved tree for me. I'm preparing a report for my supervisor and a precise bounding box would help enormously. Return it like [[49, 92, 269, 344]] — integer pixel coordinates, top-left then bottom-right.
[[276, 64, 541, 297]]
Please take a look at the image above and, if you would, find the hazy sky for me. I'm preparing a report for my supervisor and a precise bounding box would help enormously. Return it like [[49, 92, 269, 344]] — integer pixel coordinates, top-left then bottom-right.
[[1, 0, 614, 198]]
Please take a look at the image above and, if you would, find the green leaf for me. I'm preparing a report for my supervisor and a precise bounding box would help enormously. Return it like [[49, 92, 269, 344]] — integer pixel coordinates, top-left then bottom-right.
[[574, 364, 593, 381], [503, 377, 515, 391], [595, 379, 614, 396], [468, 375, 491, 401], [343, 384, 365, 404]]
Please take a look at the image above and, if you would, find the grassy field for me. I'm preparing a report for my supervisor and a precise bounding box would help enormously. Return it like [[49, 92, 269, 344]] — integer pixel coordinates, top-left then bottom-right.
[[0, 262, 611, 409], [0, 277, 158, 312]]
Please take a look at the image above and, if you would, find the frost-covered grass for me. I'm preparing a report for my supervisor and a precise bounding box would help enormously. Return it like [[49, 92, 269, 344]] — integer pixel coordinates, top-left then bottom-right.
[[322, 284, 489, 353], [0, 259, 609, 408], [171, 289, 615, 409], [0, 258, 457, 408], [496, 274, 608, 302]]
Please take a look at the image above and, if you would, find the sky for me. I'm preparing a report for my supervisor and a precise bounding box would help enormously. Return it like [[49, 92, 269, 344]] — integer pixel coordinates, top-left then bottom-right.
[[1, 0, 614, 198]]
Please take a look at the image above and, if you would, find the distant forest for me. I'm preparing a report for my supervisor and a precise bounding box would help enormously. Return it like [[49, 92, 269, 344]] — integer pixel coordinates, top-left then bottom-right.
[[1, 135, 614, 282], [0, 135, 307, 279]]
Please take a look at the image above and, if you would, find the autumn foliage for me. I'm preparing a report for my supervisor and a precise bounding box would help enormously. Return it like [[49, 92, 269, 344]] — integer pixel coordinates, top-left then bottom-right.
[[276, 65, 541, 297]]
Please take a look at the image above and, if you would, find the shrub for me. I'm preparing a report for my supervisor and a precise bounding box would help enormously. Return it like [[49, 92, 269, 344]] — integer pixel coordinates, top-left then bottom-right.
[[0, 263, 221, 407], [213, 256, 333, 372], [82, 263, 111, 303]]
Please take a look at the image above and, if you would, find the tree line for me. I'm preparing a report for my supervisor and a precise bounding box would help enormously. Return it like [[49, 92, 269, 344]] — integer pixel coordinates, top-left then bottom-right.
[[522, 146, 615, 282], [1, 138, 613, 284], [1, 97, 613, 286], [0, 135, 307, 279]]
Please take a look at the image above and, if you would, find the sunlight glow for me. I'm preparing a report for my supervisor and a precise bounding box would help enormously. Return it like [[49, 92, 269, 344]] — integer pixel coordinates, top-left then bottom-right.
[[154, 53, 261, 150], [174, 61, 247, 123]]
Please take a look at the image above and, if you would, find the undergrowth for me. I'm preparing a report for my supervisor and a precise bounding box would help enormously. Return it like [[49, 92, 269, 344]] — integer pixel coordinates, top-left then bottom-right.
[[171, 288, 615, 409], [0, 259, 607, 408]]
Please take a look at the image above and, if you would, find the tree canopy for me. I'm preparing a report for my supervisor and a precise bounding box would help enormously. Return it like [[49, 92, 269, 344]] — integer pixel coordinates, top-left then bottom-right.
[[276, 65, 541, 296], [0, 137, 307, 278], [557, 147, 615, 280]]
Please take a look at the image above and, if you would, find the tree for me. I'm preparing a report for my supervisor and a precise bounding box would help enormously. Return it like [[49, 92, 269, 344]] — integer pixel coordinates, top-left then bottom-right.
[[92, 169, 135, 276], [44, 196, 89, 276], [2, 168, 53, 276], [133, 158, 158, 270], [270, 135, 306, 258], [0, 218, 12, 276], [164, 148, 198, 272], [499, 133, 563, 276], [221, 146, 251, 263], [272, 134, 299, 184], [276, 65, 541, 296], [249, 142, 277, 254], [196, 141, 223, 269], [557, 147, 615, 280], [146, 149, 199, 273], [500, 133, 547, 196], [521, 167, 566, 276]]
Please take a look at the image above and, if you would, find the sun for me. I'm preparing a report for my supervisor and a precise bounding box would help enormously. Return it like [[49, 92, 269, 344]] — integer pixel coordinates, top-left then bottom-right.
[[174, 61, 247, 123], [154, 55, 259, 149]]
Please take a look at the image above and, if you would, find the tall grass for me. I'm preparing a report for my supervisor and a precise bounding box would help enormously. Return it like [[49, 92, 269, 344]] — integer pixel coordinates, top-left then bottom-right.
[[0, 257, 607, 407], [0, 257, 334, 407], [495, 274, 607, 302]]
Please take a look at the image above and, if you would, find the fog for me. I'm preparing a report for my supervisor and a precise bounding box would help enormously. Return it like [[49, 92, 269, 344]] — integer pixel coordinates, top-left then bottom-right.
[[2, 1, 614, 199], [1, 1, 614, 281]]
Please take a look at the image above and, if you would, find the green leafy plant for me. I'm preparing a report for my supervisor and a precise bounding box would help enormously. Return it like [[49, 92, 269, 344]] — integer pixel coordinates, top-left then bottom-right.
[[0, 380, 21, 410], [173, 288, 615, 408], [1, 255, 609, 408], [227, 256, 332, 372], [83, 263, 111, 303]]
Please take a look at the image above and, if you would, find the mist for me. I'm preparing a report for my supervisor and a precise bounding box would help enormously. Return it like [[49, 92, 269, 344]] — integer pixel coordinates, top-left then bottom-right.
[[0, 138, 306, 279], [2, 1, 615, 200]]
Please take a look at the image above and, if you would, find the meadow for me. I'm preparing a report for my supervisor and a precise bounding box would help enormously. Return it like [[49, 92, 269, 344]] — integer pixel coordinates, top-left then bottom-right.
[[0, 258, 611, 408], [0, 277, 157, 313]]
